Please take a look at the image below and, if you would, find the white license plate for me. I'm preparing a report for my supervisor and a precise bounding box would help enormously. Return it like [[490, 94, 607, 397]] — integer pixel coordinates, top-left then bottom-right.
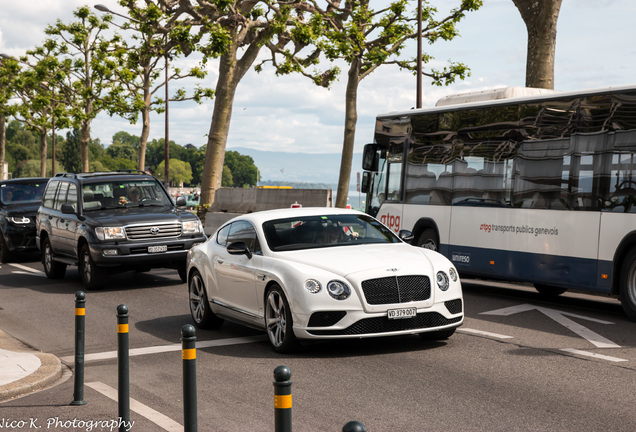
[[387, 307, 417, 320], [148, 245, 167, 253]]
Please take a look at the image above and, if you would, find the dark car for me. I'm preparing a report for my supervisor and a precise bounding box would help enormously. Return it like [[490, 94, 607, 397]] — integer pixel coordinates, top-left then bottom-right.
[[0, 178, 48, 263], [35, 171, 207, 289]]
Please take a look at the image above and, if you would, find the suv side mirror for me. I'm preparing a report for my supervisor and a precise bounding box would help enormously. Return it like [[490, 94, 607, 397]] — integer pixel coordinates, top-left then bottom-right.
[[176, 196, 187, 206], [227, 241, 253, 259], [61, 203, 76, 215]]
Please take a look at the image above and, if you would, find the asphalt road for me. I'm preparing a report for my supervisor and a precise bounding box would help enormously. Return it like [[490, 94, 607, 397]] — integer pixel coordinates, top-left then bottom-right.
[[1, 257, 636, 431]]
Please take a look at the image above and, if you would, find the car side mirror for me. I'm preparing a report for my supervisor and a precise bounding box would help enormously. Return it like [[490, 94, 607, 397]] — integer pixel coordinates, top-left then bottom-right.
[[227, 241, 253, 259], [176, 196, 187, 206], [398, 230, 414, 243], [61, 203, 76, 215]]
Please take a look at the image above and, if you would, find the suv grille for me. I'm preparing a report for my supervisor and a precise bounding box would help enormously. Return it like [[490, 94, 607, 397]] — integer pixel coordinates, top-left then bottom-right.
[[361, 275, 430, 305], [125, 223, 182, 240]]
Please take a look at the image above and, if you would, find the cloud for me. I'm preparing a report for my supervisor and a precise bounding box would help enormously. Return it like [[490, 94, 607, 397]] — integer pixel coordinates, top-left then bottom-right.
[[4, 0, 636, 157]]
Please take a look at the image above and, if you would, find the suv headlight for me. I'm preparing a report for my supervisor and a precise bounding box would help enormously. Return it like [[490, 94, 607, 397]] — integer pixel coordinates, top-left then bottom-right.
[[8, 216, 30, 225], [95, 227, 126, 241], [182, 220, 203, 234]]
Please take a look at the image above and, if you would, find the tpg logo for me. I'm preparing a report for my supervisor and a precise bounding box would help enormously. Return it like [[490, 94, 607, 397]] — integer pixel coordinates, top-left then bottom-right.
[[380, 213, 401, 232]]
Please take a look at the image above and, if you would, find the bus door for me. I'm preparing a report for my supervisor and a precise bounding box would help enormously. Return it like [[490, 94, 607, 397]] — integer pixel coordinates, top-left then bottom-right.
[[365, 140, 406, 233]]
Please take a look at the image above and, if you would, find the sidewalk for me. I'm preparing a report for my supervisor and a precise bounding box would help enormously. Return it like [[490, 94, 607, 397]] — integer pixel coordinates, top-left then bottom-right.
[[0, 329, 64, 402]]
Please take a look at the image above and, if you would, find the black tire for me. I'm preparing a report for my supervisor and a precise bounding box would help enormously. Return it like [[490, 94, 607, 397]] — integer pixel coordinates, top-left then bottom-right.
[[419, 327, 456, 340], [534, 284, 568, 296], [619, 247, 636, 321], [188, 269, 223, 329], [42, 237, 66, 279], [0, 233, 9, 263], [79, 244, 105, 290], [265, 285, 299, 353], [415, 228, 438, 251]]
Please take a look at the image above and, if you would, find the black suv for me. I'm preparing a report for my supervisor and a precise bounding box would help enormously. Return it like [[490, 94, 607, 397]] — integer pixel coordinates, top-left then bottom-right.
[[36, 171, 207, 289], [0, 178, 49, 262]]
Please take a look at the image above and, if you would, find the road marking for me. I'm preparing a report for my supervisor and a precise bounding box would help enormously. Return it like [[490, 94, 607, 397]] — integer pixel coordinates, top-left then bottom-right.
[[9, 263, 45, 275], [458, 328, 514, 339], [560, 348, 628, 363], [60, 335, 266, 364], [86, 381, 182, 431], [481, 304, 620, 348]]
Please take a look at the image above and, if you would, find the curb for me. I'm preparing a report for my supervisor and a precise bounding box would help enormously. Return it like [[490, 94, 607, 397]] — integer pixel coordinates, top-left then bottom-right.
[[0, 331, 65, 403]]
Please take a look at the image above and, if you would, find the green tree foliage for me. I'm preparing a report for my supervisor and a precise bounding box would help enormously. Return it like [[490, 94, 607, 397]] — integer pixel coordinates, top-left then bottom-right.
[[112, 131, 140, 149], [4, 121, 39, 175], [98, 1, 214, 172], [17, 159, 65, 178], [43, 6, 126, 172], [61, 128, 82, 173], [224, 150, 258, 187], [155, 158, 193, 186], [172, 0, 311, 206], [222, 165, 233, 187], [106, 141, 137, 161], [265, 0, 481, 207]]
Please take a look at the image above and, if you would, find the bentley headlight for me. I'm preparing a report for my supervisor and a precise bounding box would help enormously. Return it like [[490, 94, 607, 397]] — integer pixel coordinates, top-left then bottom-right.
[[436, 271, 450, 291], [327, 280, 351, 300], [182, 220, 203, 234], [304, 279, 322, 294], [449, 267, 458, 282], [95, 227, 126, 241]]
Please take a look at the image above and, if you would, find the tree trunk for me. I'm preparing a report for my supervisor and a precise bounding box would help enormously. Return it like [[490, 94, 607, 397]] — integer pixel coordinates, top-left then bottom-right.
[[200, 49, 239, 206], [336, 58, 361, 208], [200, 31, 264, 206], [512, 0, 563, 89], [80, 120, 91, 172], [138, 106, 150, 172], [0, 114, 5, 180], [39, 131, 48, 177]]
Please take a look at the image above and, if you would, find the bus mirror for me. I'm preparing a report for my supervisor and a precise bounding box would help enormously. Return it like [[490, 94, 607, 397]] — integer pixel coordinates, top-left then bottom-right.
[[361, 171, 371, 193], [362, 144, 379, 171]]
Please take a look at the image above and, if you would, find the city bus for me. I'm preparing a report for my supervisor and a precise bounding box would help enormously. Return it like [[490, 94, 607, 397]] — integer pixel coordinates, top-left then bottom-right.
[[360, 85, 636, 320]]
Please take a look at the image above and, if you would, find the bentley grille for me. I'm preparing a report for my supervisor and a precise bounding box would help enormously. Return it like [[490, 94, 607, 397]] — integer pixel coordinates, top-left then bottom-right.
[[361, 275, 431, 305]]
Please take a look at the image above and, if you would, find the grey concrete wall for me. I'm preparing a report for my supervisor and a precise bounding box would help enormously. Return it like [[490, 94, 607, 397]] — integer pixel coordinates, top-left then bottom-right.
[[203, 188, 333, 235], [209, 188, 333, 213]]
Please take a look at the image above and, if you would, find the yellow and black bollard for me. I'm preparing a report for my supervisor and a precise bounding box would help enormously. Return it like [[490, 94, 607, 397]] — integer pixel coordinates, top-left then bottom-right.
[[70, 291, 87, 406], [273, 365, 292, 432], [117, 304, 130, 432], [182, 324, 197, 432], [342, 421, 367, 432]]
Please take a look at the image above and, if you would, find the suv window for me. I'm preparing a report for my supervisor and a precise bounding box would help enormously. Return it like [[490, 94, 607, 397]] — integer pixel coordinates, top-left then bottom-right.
[[54, 182, 69, 211], [81, 179, 172, 209], [42, 180, 59, 208]]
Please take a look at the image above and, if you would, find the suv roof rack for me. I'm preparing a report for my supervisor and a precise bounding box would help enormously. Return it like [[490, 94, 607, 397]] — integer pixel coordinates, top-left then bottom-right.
[[53, 171, 150, 179]]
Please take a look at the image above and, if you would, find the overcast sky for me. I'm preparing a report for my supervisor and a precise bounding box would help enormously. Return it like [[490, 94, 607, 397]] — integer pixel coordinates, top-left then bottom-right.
[[1, 0, 635, 156]]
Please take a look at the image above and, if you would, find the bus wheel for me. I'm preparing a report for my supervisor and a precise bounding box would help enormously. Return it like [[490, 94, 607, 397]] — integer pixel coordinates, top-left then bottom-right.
[[534, 284, 567, 296], [416, 229, 438, 251], [619, 248, 636, 321]]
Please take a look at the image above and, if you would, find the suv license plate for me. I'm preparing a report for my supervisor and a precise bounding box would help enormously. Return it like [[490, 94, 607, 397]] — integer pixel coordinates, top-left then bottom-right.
[[148, 245, 168, 253], [388, 307, 417, 320]]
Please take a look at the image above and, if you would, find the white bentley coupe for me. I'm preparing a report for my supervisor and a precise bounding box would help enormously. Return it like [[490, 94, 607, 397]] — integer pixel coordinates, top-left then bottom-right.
[[186, 207, 463, 352]]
